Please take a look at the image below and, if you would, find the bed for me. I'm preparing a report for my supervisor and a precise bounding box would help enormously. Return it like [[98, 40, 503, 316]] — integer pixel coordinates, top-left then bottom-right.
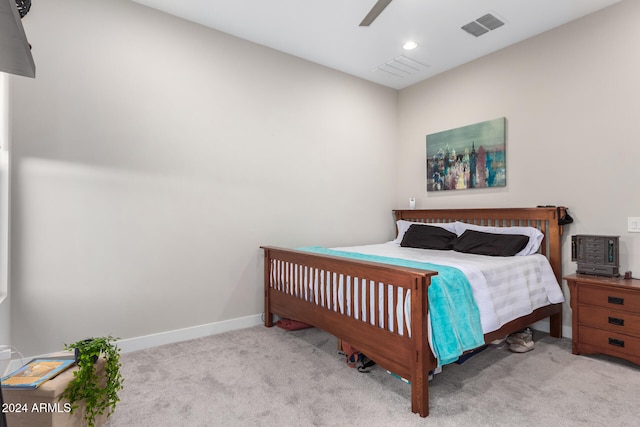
[[261, 207, 568, 417]]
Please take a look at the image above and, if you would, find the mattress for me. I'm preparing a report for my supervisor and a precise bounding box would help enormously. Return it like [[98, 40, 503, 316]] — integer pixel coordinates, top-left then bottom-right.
[[332, 242, 565, 335]]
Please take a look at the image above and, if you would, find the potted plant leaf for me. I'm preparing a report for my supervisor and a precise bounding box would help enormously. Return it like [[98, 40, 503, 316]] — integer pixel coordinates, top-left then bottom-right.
[[60, 336, 124, 427]]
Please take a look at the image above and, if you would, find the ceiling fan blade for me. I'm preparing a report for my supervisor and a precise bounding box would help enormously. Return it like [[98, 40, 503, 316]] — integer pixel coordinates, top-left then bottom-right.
[[359, 0, 392, 27]]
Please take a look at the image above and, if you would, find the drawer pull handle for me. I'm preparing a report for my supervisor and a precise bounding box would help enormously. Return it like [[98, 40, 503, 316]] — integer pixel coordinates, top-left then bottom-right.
[[608, 338, 625, 348], [607, 296, 624, 305], [608, 317, 625, 326]]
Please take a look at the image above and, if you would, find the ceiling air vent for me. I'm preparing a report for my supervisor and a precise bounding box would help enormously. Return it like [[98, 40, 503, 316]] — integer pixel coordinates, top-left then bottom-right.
[[462, 13, 504, 37], [372, 55, 429, 79]]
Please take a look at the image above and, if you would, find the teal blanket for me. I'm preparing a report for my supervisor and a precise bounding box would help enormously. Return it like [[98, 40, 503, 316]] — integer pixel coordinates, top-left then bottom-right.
[[298, 246, 484, 366]]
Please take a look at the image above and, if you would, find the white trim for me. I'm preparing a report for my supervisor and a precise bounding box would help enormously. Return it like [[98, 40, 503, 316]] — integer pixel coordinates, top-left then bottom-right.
[[115, 314, 264, 353], [0, 72, 10, 346], [1, 315, 265, 374], [532, 318, 572, 340]]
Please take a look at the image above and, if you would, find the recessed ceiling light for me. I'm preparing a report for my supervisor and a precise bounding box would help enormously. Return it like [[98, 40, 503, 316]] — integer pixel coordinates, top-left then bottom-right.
[[402, 41, 418, 50]]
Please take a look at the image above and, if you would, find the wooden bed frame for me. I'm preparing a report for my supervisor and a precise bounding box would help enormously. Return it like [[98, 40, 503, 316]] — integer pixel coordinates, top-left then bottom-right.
[[262, 207, 567, 417]]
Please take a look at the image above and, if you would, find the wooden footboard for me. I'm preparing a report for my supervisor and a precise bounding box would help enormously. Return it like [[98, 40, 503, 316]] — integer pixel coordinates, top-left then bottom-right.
[[262, 206, 568, 417], [261, 246, 438, 416]]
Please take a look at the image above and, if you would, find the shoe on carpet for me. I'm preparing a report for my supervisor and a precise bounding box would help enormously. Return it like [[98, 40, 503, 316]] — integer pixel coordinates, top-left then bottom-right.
[[489, 336, 509, 349], [506, 327, 533, 345], [507, 328, 534, 353], [508, 338, 535, 353]]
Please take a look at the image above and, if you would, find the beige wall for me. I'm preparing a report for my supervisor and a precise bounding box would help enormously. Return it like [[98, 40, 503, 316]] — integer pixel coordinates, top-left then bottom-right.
[[9, 0, 640, 355], [10, 0, 397, 355], [397, 0, 640, 331]]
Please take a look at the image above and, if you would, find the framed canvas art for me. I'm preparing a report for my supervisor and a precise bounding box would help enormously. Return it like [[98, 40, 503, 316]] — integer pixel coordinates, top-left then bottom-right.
[[426, 117, 506, 192]]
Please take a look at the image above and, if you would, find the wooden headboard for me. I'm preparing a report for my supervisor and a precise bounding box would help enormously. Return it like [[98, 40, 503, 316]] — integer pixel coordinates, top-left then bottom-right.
[[394, 207, 565, 281], [394, 206, 567, 338]]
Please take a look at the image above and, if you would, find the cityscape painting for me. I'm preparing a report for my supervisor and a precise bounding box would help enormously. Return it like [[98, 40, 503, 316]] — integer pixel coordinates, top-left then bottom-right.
[[426, 117, 506, 192]]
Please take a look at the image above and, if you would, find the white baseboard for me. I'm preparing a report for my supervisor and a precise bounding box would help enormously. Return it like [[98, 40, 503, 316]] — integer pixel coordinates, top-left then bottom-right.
[[532, 319, 573, 339], [116, 314, 264, 354], [1, 314, 265, 375]]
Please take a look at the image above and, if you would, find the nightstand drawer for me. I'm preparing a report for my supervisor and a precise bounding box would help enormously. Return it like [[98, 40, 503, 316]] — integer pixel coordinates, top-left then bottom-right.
[[567, 274, 640, 365], [579, 326, 640, 357], [578, 305, 640, 336], [578, 285, 640, 313]]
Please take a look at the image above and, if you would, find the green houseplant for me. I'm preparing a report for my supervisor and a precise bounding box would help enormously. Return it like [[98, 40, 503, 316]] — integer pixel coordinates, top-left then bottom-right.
[[61, 336, 124, 427]]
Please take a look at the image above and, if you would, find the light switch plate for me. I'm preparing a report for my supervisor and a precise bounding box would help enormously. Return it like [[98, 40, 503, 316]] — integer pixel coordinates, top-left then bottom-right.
[[628, 217, 640, 232]]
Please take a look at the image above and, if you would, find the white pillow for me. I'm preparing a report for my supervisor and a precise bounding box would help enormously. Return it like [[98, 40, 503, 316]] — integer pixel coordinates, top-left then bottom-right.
[[453, 221, 543, 256], [393, 220, 457, 245]]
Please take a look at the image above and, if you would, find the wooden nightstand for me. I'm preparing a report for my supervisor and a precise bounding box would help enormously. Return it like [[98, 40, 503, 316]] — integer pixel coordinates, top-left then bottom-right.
[[565, 273, 640, 365]]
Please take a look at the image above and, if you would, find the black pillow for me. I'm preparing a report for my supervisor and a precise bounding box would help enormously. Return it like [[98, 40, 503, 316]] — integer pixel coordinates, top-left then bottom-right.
[[400, 224, 458, 250], [452, 229, 529, 257]]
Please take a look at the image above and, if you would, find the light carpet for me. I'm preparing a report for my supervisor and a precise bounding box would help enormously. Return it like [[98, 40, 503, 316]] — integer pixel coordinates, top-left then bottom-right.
[[104, 325, 640, 426]]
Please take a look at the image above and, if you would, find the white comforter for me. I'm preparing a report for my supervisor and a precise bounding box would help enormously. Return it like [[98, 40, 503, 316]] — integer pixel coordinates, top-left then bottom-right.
[[331, 242, 565, 335]]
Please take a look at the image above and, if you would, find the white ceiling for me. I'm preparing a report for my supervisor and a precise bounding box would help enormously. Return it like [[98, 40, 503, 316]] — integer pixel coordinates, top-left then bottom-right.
[[131, 0, 623, 90]]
